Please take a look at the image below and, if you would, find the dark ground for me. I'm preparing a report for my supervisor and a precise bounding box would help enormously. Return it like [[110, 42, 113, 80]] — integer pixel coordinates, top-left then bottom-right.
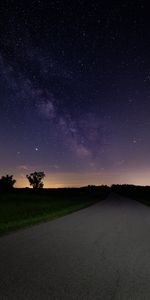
[[0, 186, 109, 235], [0, 193, 150, 299]]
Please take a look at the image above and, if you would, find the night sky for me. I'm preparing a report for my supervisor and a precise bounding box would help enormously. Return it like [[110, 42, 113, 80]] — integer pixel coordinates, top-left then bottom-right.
[[0, 1, 150, 187]]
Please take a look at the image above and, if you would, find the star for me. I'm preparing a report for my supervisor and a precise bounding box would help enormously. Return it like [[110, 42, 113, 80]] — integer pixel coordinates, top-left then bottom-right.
[[132, 139, 137, 144]]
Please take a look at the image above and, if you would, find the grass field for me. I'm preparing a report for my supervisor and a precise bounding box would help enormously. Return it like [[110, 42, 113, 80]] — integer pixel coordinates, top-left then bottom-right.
[[0, 187, 109, 235]]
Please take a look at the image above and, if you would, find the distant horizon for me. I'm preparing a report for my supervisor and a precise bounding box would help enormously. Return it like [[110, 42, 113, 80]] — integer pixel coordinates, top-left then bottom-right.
[[8, 172, 150, 188], [1, 169, 150, 188], [12, 183, 150, 189]]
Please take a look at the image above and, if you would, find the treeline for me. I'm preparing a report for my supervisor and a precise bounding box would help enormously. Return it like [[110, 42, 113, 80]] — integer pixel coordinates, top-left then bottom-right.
[[0, 173, 110, 200], [13, 185, 110, 201], [1, 173, 150, 204], [0, 172, 45, 191], [112, 184, 150, 204]]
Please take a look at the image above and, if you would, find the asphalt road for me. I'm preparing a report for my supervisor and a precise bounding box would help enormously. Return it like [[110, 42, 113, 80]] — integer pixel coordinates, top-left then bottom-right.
[[0, 194, 150, 300]]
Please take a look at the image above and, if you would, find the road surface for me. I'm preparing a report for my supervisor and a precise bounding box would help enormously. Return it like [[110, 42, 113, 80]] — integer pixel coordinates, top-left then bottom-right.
[[0, 194, 150, 299]]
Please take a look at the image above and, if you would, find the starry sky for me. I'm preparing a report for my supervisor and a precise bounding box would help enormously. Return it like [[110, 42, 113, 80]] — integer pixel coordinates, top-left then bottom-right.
[[0, 0, 150, 187]]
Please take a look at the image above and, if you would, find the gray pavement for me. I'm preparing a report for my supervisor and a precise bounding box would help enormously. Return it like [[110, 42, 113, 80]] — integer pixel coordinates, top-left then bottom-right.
[[0, 193, 150, 299]]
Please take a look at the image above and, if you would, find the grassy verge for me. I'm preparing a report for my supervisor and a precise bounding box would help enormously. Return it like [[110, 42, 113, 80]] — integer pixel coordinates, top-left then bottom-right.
[[0, 187, 109, 235]]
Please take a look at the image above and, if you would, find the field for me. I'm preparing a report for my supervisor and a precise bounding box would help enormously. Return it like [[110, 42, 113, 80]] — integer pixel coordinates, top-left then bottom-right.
[[0, 186, 109, 235]]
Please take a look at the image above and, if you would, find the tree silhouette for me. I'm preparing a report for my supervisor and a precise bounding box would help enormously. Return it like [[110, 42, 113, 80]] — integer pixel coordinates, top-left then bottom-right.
[[0, 175, 16, 191], [26, 171, 45, 189]]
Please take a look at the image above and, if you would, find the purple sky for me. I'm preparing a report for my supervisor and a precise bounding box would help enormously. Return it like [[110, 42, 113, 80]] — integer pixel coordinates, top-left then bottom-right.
[[0, 1, 150, 187]]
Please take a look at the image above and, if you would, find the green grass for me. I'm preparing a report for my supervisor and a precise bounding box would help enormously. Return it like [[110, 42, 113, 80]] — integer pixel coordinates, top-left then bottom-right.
[[0, 188, 108, 235]]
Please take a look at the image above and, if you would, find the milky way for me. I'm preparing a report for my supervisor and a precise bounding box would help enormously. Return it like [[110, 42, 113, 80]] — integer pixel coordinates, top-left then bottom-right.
[[0, 1, 150, 187]]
